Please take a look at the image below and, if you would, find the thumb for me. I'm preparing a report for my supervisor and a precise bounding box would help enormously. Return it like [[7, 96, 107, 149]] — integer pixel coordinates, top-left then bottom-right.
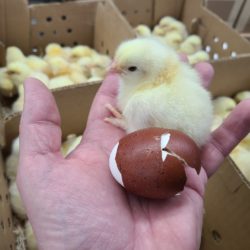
[[19, 78, 62, 158]]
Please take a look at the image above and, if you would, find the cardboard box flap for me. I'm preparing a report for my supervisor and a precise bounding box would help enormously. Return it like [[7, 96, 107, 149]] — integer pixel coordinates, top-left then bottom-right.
[[203, 158, 250, 250], [2, 81, 101, 153], [181, 0, 250, 59], [94, 0, 135, 56], [217, 158, 246, 193], [209, 55, 250, 97]]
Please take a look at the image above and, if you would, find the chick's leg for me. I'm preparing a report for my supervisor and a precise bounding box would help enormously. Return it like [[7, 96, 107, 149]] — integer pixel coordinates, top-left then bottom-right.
[[104, 104, 127, 131]]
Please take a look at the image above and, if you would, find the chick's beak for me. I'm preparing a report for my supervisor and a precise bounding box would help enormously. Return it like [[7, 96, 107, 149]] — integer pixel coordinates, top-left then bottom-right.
[[108, 61, 123, 74]]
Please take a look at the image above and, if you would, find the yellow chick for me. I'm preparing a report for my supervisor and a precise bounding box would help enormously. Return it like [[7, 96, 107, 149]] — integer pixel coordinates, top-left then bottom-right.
[[164, 32, 183, 50], [5, 137, 19, 181], [26, 55, 50, 74], [7, 61, 32, 87], [70, 45, 94, 60], [213, 96, 236, 116], [188, 50, 210, 65], [234, 90, 250, 103], [6, 46, 26, 65], [25, 221, 38, 250], [159, 16, 188, 39], [77, 57, 95, 78], [106, 38, 213, 146], [69, 70, 88, 84], [239, 133, 250, 151], [92, 54, 112, 68], [179, 35, 202, 55], [11, 136, 20, 155], [134, 24, 151, 37], [61, 134, 82, 157], [87, 76, 103, 82], [49, 75, 74, 89], [9, 181, 27, 219], [211, 115, 223, 131], [45, 43, 64, 57], [90, 66, 106, 78], [0, 69, 16, 97], [5, 154, 19, 181], [69, 63, 88, 84], [47, 56, 70, 76], [63, 46, 73, 60], [152, 25, 166, 36]]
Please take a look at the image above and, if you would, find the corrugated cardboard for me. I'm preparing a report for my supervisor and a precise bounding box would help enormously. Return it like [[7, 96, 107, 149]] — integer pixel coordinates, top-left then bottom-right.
[[205, 0, 245, 27], [201, 158, 250, 250], [235, 0, 250, 32]]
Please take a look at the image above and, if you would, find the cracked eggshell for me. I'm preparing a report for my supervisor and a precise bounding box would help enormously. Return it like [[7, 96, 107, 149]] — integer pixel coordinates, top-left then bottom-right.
[[109, 128, 201, 199]]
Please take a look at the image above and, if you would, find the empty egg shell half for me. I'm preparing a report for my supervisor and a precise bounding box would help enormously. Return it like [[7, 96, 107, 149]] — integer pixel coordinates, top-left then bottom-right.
[[109, 128, 201, 199]]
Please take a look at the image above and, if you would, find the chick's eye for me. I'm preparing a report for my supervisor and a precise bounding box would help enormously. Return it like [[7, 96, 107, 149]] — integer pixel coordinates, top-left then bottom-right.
[[128, 66, 137, 72]]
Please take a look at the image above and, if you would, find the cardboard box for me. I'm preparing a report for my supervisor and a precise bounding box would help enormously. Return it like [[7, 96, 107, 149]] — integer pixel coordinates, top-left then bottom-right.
[[204, 0, 245, 27], [0, 0, 134, 113], [235, 0, 250, 32], [113, 0, 250, 72]]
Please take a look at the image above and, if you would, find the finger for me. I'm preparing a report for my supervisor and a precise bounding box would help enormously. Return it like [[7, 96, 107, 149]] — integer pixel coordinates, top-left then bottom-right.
[[19, 78, 62, 158], [201, 99, 250, 177], [72, 74, 125, 156], [194, 62, 214, 89]]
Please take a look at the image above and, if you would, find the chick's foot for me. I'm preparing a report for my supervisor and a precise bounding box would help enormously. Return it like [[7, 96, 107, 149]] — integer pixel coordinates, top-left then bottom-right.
[[104, 103, 127, 131]]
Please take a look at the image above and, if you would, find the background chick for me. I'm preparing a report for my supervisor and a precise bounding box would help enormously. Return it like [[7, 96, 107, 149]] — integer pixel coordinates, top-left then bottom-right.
[[0, 69, 16, 97], [6, 46, 26, 65], [106, 38, 213, 146], [179, 35, 202, 55], [188, 50, 210, 65], [7, 62, 32, 87], [134, 24, 151, 37]]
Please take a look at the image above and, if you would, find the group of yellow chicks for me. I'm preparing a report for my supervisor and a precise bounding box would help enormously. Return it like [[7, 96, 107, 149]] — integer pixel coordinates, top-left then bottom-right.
[[134, 16, 210, 65], [5, 134, 82, 250], [0, 43, 111, 113], [212, 91, 250, 181]]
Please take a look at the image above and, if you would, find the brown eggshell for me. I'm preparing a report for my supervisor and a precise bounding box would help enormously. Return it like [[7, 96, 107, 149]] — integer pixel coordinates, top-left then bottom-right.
[[114, 128, 201, 199]]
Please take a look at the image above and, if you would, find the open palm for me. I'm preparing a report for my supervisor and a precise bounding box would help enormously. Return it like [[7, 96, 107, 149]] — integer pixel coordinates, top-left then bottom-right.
[[17, 71, 250, 250]]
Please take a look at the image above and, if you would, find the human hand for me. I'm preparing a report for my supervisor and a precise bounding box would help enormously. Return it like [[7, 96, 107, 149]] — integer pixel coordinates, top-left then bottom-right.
[[17, 63, 250, 250]]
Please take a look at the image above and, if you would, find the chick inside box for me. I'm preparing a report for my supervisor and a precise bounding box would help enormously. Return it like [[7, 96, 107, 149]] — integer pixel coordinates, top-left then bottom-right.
[[0, 0, 134, 115]]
